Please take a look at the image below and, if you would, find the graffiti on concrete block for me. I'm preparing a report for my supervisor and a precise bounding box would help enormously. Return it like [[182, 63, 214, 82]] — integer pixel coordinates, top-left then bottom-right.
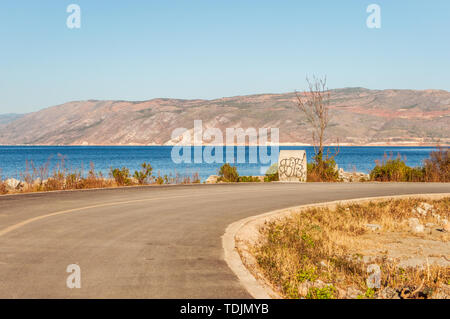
[[278, 153, 307, 181]]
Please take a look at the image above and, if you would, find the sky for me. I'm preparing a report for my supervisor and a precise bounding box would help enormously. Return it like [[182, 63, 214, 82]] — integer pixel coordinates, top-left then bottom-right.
[[0, 0, 449, 114]]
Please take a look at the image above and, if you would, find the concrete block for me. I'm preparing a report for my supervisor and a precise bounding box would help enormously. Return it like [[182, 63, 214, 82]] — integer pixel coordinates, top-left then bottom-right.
[[277, 150, 307, 182]]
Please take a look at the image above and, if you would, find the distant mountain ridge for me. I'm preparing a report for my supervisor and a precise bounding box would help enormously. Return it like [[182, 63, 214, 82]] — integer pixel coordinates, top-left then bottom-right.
[[0, 113, 24, 126], [0, 88, 449, 146]]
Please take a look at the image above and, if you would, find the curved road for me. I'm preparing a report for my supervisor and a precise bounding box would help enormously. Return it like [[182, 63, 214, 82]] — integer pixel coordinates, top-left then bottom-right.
[[0, 183, 449, 298]]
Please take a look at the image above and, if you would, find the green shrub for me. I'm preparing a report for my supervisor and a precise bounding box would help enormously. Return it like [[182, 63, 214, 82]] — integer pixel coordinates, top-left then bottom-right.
[[296, 267, 318, 283], [110, 167, 132, 186], [238, 176, 261, 183], [133, 162, 153, 185], [370, 149, 449, 182], [369, 154, 424, 182], [306, 285, 336, 299], [155, 175, 169, 185], [370, 158, 416, 182], [218, 163, 239, 182], [357, 287, 377, 299], [264, 163, 279, 182]]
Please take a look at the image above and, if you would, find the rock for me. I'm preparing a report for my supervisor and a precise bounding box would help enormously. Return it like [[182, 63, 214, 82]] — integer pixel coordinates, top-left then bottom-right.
[[380, 287, 400, 299], [408, 218, 420, 227], [408, 218, 424, 233], [298, 281, 313, 296], [205, 175, 219, 184], [337, 168, 369, 182], [5, 178, 23, 190], [346, 287, 363, 299], [413, 206, 427, 216], [411, 224, 425, 234], [365, 224, 382, 231], [443, 223, 450, 233], [313, 280, 326, 288], [420, 202, 434, 213], [336, 287, 347, 298], [413, 203, 435, 216]]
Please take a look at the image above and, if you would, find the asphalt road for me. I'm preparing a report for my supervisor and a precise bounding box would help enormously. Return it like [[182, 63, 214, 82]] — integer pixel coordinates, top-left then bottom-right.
[[0, 183, 449, 298]]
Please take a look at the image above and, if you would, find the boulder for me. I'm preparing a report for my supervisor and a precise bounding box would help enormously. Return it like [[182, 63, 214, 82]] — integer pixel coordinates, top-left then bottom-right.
[[413, 202, 435, 216], [408, 218, 420, 227], [205, 175, 219, 184], [5, 178, 23, 190], [413, 206, 427, 216], [346, 287, 363, 299], [408, 218, 424, 233], [380, 287, 400, 299], [411, 224, 425, 233], [420, 202, 434, 213], [338, 169, 369, 182]]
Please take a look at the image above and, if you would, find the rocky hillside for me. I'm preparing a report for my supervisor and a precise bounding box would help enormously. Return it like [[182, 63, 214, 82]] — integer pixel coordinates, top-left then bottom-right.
[[0, 113, 24, 126], [0, 88, 449, 145]]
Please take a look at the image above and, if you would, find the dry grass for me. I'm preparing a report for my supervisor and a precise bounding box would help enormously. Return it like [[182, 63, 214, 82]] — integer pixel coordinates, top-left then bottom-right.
[[252, 198, 450, 299], [0, 180, 7, 194], [0, 157, 201, 195]]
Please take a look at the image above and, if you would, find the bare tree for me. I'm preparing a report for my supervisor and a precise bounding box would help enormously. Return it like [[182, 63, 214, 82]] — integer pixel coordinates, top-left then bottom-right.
[[295, 76, 330, 159], [295, 76, 339, 179]]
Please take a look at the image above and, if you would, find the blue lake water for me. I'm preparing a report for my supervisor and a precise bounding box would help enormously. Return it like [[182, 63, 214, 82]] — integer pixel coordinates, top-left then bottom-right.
[[0, 146, 438, 181]]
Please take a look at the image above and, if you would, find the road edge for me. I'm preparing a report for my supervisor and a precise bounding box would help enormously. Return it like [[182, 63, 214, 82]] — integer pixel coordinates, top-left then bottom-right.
[[222, 193, 450, 299]]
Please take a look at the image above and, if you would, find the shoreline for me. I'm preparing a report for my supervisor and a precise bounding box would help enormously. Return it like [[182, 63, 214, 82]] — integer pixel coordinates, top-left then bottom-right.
[[0, 143, 448, 147]]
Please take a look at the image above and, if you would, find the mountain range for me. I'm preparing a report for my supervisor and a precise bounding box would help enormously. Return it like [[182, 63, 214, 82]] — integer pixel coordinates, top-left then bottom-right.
[[0, 88, 449, 146]]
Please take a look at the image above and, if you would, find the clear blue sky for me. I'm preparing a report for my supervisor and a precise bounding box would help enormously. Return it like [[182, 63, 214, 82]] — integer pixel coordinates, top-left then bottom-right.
[[0, 0, 449, 113]]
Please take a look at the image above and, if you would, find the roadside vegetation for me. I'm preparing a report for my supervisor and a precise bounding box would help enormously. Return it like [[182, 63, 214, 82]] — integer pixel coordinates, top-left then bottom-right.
[[0, 156, 200, 195], [217, 163, 239, 182], [216, 163, 261, 183], [250, 198, 450, 299], [370, 147, 449, 182]]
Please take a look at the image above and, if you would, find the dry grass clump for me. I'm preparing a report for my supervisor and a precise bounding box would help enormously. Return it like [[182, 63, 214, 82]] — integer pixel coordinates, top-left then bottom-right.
[[252, 198, 450, 299], [0, 179, 7, 194]]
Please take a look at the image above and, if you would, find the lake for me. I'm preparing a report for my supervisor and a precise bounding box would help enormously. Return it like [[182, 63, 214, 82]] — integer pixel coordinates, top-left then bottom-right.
[[0, 146, 438, 182]]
